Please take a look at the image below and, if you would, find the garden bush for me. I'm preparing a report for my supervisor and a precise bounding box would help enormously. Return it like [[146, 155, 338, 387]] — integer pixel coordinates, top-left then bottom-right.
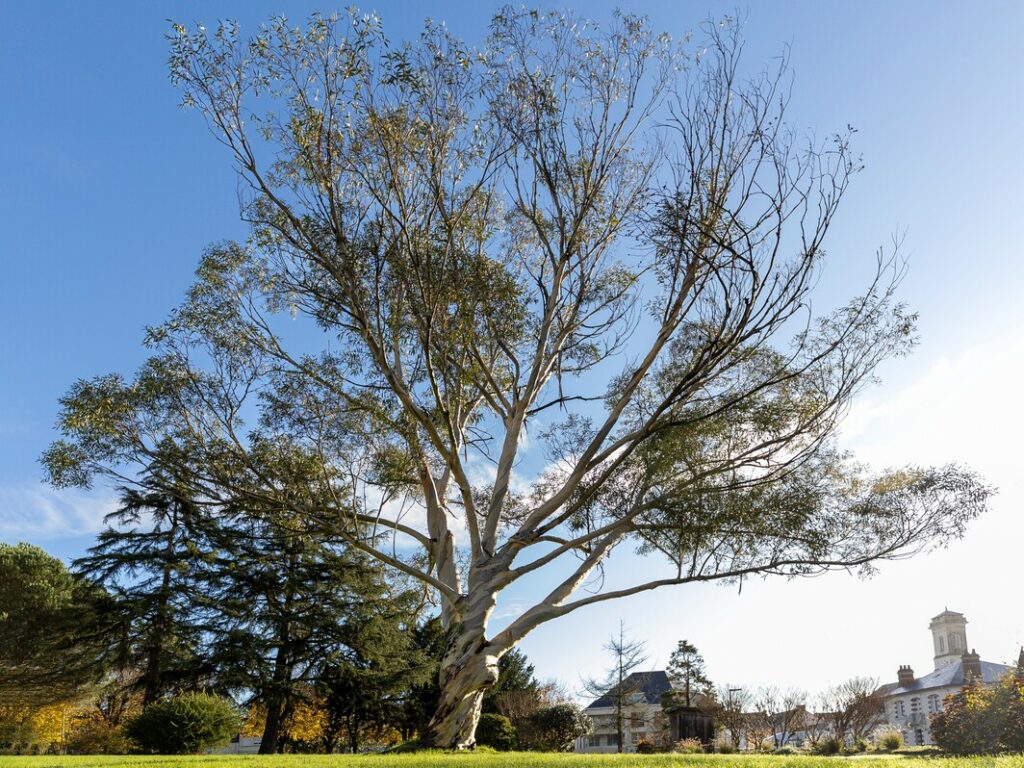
[[475, 714, 517, 751], [848, 737, 869, 753], [874, 728, 904, 751], [635, 739, 656, 753], [931, 676, 1024, 755], [519, 704, 589, 752], [672, 737, 703, 753], [715, 741, 736, 754], [125, 692, 240, 754], [813, 736, 841, 755], [66, 715, 133, 755]]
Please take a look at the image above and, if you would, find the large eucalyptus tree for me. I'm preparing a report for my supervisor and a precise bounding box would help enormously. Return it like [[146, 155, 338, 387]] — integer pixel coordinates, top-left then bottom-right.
[[44, 9, 989, 747]]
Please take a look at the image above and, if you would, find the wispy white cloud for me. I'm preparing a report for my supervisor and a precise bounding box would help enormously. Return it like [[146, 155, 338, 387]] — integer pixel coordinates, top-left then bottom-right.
[[842, 332, 1024, 490], [0, 485, 117, 540]]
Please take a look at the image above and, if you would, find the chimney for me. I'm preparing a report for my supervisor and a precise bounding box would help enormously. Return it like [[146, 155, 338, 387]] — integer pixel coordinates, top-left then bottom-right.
[[962, 649, 982, 681], [897, 665, 915, 687]]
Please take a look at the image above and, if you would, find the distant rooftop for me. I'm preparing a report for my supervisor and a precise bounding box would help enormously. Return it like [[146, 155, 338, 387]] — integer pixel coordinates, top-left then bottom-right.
[[586, 670, 671, 710], [881, 659, 1013, 696]]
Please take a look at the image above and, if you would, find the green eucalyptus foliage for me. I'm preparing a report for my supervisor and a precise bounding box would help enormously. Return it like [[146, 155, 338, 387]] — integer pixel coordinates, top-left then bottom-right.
[[42, 7, 995, 745]]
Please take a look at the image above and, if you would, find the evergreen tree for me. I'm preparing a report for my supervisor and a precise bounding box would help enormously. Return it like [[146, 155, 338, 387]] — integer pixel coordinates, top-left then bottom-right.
[[202, 496, 421, 754], [666, 640, 713, 708], [399, 617, 446, 741], [482, 649, 539, 714], [74, 476, 209, 706], [0, 543, 105, 707]]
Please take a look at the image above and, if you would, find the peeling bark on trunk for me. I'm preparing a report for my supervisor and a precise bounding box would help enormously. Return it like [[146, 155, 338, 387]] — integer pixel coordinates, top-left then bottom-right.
[[422, 643, 499, 748], [422, 588, 501, 749]]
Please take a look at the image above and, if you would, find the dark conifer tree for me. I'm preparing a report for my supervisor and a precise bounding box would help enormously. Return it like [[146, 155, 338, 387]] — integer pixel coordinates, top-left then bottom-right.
[[203, 497, 423, 754], [482, 648, 539, 714], [74, 475, 208, 706], [400, 617, 447, 740], [666, 639, 713, 708]]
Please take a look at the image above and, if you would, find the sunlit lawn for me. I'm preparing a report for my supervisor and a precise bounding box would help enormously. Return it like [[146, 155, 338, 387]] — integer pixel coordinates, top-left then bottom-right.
[[0, 753, 1017, 768]]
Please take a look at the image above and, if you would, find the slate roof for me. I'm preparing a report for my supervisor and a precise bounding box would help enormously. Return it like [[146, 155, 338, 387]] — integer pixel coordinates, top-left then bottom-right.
[[586, 670, 672, 710], [879, 660, 1014, 696]]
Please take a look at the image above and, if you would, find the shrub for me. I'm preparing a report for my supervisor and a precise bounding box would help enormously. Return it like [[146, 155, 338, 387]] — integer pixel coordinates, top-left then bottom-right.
[[931, 682, 998, 755], [774, 745, 797, 755], [66, 715, 133, 755], [672, 737, 703, 753], [874, 727, 903, 752], [813, 736, 841, 755], [931, 676, 1024, 755], [848, 737, 869, 753], [125, 692, 240, 754], [635, 739, 656, 754], [997, 673, 1024, 752], [475, 713, 517, 751], [714, 741, 736, 754], [520, 704, 589, 751]]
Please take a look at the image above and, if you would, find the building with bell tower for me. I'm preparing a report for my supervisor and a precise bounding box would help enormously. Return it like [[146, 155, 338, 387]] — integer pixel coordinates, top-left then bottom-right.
[[879, 609, 1019, 746], [929, 609, 968, 670]]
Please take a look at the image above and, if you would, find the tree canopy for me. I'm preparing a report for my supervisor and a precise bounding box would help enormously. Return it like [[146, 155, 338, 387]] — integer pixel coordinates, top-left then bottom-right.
[[0, 543, 105, 708], [43, 7, 990, 747], [665, 640, 712, 708]]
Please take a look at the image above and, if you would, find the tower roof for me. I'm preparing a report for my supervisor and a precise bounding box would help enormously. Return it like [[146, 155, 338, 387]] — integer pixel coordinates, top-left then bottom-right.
[[930, 609, 966, 625]]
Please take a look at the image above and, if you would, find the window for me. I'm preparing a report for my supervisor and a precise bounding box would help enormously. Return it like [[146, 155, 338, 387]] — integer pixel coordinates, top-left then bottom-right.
[[910, 697, 920, 713], [895, 700, 906, 718], [928, 694, 941, 713], [938, 636, 945, 653], [588, 735, 601, 747], [630, 713, 644, 729], [607, 734, 619, 747]]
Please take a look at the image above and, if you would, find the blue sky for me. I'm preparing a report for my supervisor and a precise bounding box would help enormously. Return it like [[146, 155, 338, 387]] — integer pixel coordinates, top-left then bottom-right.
[[2, 1, 1023, 697]]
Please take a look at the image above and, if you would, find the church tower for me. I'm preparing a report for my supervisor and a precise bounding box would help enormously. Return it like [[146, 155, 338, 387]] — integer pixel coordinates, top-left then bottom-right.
[[930, 609, 969, 670]]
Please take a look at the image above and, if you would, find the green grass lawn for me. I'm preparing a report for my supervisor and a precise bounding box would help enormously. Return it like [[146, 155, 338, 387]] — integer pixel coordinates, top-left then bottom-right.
[[0, 754, 1016, 768]]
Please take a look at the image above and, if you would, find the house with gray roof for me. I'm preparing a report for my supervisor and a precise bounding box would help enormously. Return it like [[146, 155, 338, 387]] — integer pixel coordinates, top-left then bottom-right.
[[577, 670, 673, 752], [877, 609, 1022, 746]]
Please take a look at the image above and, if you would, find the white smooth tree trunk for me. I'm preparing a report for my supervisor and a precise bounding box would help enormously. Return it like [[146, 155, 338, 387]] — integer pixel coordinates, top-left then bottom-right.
[[422, 586, 502, 748]]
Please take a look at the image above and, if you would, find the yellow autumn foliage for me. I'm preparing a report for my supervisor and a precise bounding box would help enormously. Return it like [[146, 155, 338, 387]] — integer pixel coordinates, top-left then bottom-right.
[[0, 700, 91, 752]]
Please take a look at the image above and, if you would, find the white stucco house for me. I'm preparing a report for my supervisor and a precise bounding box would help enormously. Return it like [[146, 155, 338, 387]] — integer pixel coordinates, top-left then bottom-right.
[[576, 671, 672, 753], [877, 609, 1022, 746]]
